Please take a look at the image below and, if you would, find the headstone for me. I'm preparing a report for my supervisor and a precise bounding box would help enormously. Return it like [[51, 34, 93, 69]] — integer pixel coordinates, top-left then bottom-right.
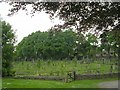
[[110, 64, 113, 73]]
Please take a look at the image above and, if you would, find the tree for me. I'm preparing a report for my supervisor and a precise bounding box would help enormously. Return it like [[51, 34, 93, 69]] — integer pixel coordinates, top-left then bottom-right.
[[100, 30, 120, 59], [86, 33, 98, 59], [16, 31, 48, 60], [16, 29, 77, 60], [8, 2, 119, 32], [2, 21, 16, 77], [0, 20, 2, 77]]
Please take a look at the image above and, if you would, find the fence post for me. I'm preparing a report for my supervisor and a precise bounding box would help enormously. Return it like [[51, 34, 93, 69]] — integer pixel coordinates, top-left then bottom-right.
[[72, 71, 76, 81]]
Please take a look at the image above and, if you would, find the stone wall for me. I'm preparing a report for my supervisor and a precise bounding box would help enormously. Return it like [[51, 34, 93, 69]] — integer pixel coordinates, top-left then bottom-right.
[[14, 75, 64, 81], [75, 72, 119, 80], [14, 72, 119, 82]]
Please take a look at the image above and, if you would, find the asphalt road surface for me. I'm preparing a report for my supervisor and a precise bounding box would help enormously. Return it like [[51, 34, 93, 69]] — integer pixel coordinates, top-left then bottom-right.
[[98, 80, 119, 89]]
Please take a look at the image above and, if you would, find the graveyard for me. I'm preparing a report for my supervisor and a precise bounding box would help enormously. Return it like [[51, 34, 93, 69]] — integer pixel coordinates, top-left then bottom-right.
[[1, 1, 120, 89], [2, 58, 119, 88], [12, 59, 118, 78]]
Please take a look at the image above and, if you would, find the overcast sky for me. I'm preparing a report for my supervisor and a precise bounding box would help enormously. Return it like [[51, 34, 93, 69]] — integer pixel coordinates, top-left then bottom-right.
[[0, 2, 64, 45]]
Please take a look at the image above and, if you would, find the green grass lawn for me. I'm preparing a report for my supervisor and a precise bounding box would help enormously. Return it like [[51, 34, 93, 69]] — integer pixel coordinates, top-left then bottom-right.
[[2, 78, 118, 88], [0, 78, 2, 89]]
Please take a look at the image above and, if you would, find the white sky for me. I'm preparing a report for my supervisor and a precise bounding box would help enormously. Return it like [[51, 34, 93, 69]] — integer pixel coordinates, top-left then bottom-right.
[[0, 2, 64, 45]]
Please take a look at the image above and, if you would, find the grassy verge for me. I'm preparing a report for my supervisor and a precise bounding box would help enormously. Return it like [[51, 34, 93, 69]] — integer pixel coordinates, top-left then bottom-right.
[[2, 78, 118, 88]]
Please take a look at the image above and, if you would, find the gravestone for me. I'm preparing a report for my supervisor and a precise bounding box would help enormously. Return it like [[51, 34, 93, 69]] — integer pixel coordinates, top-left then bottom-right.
[[110, 64, 113, 73]]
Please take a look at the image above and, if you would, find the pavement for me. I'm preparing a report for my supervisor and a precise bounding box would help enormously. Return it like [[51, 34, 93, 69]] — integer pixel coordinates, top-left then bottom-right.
[[98, 80, 119, 89]]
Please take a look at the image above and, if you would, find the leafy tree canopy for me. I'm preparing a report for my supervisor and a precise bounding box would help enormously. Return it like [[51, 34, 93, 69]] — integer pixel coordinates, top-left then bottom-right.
[[8, 2, 120, 33]]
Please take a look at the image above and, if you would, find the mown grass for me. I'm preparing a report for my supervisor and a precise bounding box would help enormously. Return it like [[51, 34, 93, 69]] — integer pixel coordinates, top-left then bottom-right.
[[0, 78, 2, 89], [2, 78, 118, 88], [12, 59, 118, 76]]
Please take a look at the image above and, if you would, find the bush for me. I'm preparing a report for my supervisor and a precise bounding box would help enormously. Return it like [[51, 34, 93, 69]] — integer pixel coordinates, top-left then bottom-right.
[[2, 68, 15, 77]]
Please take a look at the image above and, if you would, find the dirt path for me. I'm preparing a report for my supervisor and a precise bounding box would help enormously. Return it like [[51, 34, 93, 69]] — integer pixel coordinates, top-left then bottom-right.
[[98, 80, 119, 88]]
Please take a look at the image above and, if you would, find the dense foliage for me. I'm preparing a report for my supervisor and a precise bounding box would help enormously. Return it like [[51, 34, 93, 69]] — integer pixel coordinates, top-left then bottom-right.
[[2, 21, 16, 77], [8, 2, 119, 32], [100, 30, 120, 59], [16, 30, 77, 60], [15, 29, 118, 61]]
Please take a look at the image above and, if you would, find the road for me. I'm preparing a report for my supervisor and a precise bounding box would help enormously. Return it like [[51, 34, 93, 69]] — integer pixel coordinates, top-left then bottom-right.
[[98, 80, 119, 89]]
